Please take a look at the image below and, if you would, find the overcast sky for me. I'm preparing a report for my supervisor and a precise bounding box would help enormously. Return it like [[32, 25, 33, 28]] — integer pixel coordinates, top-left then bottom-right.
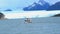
[[0, 0, 60, 10]]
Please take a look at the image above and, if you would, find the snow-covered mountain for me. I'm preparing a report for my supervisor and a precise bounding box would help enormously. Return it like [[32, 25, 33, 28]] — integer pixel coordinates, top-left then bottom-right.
[[0, 0, 60, 10]]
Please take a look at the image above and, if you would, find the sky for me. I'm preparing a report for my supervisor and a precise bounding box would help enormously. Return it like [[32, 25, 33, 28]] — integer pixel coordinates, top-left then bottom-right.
[[0, 0, 60, 10]]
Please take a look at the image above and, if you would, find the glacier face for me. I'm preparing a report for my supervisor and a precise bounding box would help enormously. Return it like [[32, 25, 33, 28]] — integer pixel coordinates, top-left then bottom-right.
[[1, 10, 60, 19]]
